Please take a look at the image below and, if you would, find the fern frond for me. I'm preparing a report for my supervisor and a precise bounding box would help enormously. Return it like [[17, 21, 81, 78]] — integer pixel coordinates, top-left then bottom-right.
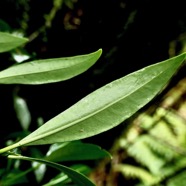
[[115, 164, 161, 186], [152, 108, 186, 144], [142, 135, 176, 161], [127, 136, 165, 174], [149, 120, 178, 146], [167, 170, 186, 186], [159, 108, 186, 145], [160, 157, 186, 176]]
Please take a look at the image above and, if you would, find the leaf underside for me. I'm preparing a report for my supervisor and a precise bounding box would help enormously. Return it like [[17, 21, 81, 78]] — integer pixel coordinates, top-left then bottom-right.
[[17, 53, 186, 146], [0, 49, 102, 84]]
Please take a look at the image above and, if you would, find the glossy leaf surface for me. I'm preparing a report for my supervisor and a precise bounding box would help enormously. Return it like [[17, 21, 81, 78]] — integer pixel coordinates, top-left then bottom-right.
[[0, 49, 102, 84], [14, 53, 186, 146], [8, 155, 95, 186], [0, 31, 28, 53], [46, 141, 111, 162]]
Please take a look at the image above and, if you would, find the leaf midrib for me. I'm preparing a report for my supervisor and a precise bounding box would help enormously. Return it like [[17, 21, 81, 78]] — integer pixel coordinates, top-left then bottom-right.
[[0, 55, 96, 81], [20, 65, 169, 145]]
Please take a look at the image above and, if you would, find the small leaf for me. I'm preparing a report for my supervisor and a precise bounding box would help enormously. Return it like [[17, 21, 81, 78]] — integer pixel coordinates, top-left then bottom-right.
[[15, 53, 186, 146], [13, 95, 31, 131], [46, 141, 111, 162], [32, 161, 46, 183], [11, 48, 31, 63], [0, 49, 102, 84], [0, 31, 28, 53], [8, 154, 95, 186]]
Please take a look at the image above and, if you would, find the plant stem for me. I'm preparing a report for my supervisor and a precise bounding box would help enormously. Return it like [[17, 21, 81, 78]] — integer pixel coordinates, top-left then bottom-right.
[[0, 142, 21, 154]]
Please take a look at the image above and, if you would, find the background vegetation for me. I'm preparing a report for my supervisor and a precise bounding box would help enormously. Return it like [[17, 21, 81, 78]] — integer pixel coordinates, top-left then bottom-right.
[[1, 0, 186, 185]]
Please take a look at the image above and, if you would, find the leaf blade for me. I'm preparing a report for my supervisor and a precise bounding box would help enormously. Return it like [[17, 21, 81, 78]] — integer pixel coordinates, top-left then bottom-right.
[[46, 141, 111, 162], [17, 53, 186, 146], [0, 31, 28, 53], [8, 155, 95, 186], [0, 49, 102, 84]]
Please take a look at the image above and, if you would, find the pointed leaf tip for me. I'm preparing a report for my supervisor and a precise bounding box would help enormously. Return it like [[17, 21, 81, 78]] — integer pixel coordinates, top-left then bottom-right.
[[16, 53, 186, 146], [0, 31, 28, 53], [0, 49, 102, 84]]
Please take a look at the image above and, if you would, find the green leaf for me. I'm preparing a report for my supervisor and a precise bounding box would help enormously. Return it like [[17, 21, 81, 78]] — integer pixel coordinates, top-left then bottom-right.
[[0, 49, 102, 84], [32, 161, 46, 183], [46, 141, 111, 162], [0, 53, 185, 154], [13, 94, 31, 131], [43, 164, 91, 186], [115, 164, 161, 185], [15, 53, 185, 146], [0, 31, 28, 53], [0, 169, 29, 186], [8, 154, 95, 186]]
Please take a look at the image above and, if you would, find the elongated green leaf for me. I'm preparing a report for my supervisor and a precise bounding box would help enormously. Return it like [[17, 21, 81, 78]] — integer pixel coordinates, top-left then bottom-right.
[[43, 164, 91, 186], [46, 141, 111, 162], [0, 49, 102, 84], [0, 31, 28, 53], [8, 155, 95, 186], [1, 53, 185, 151]]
